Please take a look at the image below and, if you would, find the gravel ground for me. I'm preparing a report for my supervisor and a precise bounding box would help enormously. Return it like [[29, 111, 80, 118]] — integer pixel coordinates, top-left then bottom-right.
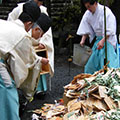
[[21, 54, 84, 120]]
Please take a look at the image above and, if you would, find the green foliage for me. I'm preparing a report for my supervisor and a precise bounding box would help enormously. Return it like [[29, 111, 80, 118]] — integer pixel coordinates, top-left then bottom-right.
[[106, 87, 120, 102], [98, 0, 115, 6], [52, 0, 115, 32], [105, 109, 120, 120], [52, 0, 82, 31], [92, 70, 120, 102], [52, 0, 115, 30]]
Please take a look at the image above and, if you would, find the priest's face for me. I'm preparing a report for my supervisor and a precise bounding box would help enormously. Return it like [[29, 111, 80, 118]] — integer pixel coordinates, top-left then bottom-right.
[[32, 27, 44, 39], [84, 2, 97, 13], [24, 22, 34, 32]]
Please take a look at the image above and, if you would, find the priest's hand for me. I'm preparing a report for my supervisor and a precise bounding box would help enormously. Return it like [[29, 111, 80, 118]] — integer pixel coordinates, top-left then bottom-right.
[[80, 35, 88, 46], [38, 43, 45, 49], [97, 38, 105, 49], [80, 40, 85, 47], [41, 58, 49, 65]]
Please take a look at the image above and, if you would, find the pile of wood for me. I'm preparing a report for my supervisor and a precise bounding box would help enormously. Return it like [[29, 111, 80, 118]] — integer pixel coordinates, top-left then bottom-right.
[[33, 68, 120, 120], [33, 103, 66, 120]]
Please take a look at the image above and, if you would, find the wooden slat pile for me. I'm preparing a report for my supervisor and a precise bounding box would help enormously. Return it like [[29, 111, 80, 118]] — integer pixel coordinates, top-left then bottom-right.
[[33, 68, 120, 120]]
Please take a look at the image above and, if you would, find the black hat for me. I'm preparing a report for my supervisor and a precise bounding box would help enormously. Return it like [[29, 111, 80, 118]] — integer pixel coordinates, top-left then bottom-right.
[[36, 13, 52, 33], [23, 1, 41, 22]]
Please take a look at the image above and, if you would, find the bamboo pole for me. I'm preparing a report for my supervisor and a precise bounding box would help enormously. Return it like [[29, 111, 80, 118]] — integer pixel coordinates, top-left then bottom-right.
[[104, 0, 107, 73]]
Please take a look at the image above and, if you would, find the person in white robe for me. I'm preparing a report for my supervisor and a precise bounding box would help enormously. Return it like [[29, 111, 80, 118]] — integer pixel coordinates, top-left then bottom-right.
[[0, 1, 47, 119], [7, 0, 54, 95], [77, 0, 119, 74]]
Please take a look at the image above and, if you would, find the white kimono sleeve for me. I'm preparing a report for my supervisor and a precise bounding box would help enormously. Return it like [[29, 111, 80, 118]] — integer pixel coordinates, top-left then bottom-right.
[[77, 11, 95, 43], [40, 5, 48, 15], [9, 36, 42, 100], [7, 3, 24, 21], [102, 8, 116, 36], [39, 28, 54, 76], [39, 5, 54, 76], [101, 7, 117, 48]]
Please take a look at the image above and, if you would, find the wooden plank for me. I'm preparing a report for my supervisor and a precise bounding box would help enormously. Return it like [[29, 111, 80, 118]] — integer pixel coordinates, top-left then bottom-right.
[[98, 86, 107, 98], [35, 48, 47, 52], [117, 101, 120, 108], [104, 96, 117, 110], [91, 93, 102, 100], [67, 99, 81, 112], [34, 46, 50, 75]]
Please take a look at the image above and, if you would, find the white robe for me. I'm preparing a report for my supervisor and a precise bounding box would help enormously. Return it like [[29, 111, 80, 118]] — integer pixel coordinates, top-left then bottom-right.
[[7, 3, 54, 76], [0, 19, 42, 100], [77, 3, 117, 48]]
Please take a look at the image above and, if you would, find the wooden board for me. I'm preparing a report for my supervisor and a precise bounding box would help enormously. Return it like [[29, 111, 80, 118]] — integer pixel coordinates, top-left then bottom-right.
[[34, 46, 50, 75]]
